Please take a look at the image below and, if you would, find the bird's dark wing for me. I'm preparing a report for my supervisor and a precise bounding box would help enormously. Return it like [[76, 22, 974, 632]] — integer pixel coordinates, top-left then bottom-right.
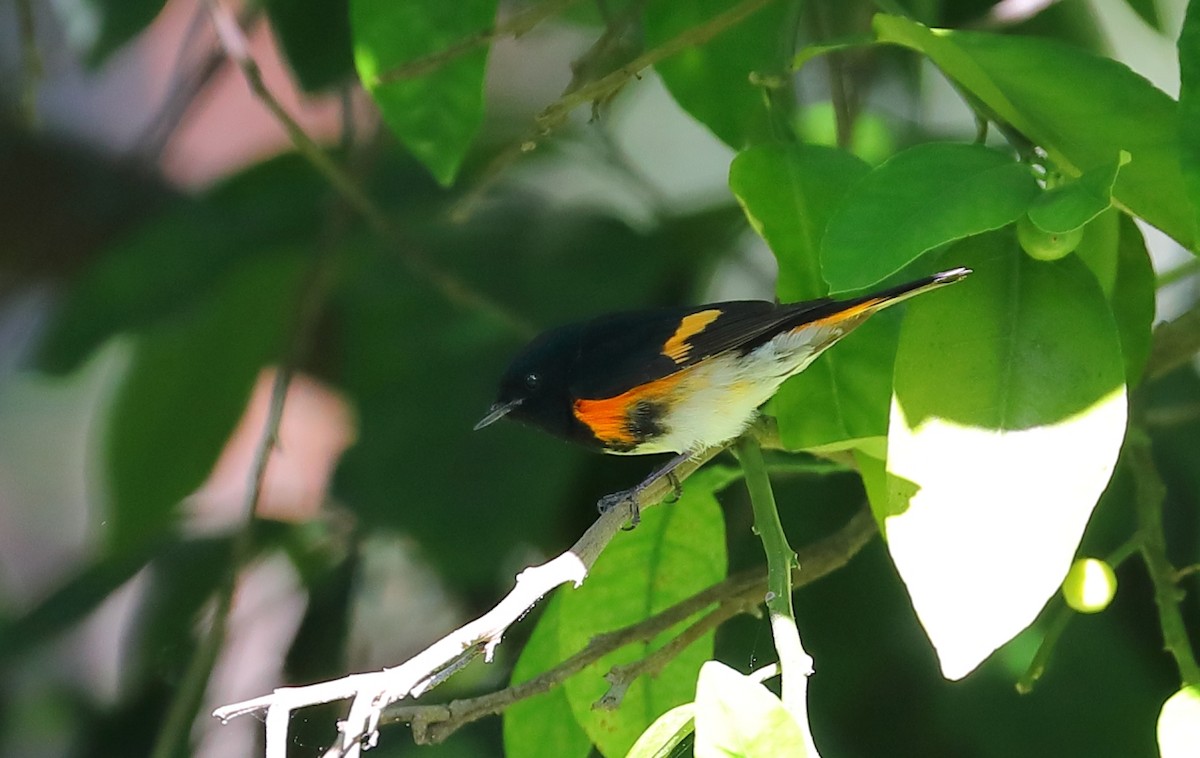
[[568, 298, 834, 398]]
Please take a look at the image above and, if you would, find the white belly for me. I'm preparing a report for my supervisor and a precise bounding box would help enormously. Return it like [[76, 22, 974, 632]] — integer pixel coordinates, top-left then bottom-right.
[[633, 324, 841, 454]]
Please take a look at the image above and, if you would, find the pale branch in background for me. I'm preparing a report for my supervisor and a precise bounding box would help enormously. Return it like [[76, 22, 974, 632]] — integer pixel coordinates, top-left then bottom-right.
[[374, 0, 584, 85]]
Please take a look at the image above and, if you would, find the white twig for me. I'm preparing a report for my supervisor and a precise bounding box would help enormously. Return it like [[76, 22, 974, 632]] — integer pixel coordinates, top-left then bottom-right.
[[212, 448, 724, 756]]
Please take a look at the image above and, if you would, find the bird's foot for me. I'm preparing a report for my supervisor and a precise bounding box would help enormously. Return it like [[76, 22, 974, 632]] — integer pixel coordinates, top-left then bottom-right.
[[665, 471, 683, 503], [597, 488, 640, 530]]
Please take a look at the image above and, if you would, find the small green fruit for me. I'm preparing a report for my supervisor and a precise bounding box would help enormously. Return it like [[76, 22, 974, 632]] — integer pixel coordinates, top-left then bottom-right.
[[1017, 215, 1084, 261], [1061, 557, 1117, 613]]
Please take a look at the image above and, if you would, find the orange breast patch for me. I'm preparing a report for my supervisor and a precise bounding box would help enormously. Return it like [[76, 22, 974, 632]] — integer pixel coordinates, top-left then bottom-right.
[[573, 371, 685, 447]]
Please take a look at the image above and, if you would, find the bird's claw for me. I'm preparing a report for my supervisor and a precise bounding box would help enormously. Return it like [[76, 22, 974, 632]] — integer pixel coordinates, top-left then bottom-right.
[[597, 489, 640, 530]]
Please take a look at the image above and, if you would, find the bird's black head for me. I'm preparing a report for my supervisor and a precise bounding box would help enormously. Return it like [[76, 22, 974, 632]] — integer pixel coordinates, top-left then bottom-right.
[[474, 322, 586, 442]]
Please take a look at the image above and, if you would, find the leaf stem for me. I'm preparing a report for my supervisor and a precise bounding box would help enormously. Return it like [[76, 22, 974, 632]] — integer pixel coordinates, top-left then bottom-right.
[[735, 433, 819, 757], [1129, 429, 1200, 687]]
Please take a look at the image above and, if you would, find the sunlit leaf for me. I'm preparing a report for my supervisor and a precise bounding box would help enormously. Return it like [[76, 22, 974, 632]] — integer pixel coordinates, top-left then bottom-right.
[[351, 0, 496, 185], [626, 703, 695, 758], [886, 232, 1127, 679], [821, 143, 1038, 292], [1158, 686, 1200, 758], [558, 466, 734, 757], [504, 592, 593, 758], [874, 14, 1197, 251], [693, 661, 809, 758]]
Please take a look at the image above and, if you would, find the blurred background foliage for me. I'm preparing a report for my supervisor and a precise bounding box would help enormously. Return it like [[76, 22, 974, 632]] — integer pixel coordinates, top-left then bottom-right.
[[0, 0, 1197, 756]]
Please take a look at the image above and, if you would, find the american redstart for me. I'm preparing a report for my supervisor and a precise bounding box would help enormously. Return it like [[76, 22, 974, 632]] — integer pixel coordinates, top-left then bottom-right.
[[476, 267, 971, 523]]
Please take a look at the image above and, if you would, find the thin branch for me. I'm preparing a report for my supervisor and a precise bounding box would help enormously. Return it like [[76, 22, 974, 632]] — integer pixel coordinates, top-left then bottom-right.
[[16, 0, 41, 128], [1145, 301, 1200, 382], [150, 287, 319, 758], [736, 433, 819, 757], [382, 506, 877, 745], [374, 0, 584, 85], [1016, 535, 1140, 693], [452, 0, 781, 219], [213, 444, 731, 757], [202, 0, 535, 338], [597, 594, 757, 710], [1128, 428, 1200, 687]]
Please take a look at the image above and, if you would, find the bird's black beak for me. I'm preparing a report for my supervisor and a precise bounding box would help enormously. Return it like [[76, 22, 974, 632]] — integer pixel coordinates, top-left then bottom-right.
[[473, 399, 522, 431]]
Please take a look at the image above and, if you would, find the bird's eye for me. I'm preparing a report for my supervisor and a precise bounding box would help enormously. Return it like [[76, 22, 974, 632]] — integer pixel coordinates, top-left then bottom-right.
[[524, 373, 541, 391]]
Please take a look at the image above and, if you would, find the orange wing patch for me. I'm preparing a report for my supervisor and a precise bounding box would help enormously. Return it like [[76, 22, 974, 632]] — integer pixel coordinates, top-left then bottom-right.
[[662, 309, 723, 364], [573, 372, 684, 448]]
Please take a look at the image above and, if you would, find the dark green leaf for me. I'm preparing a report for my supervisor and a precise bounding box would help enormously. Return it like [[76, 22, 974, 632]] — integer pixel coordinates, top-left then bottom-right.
[[37, 157, 326, 375], [558, 466, 733, 757], [80, 0, 168, 66], [105, 254, 306, 552], [265, 0, 355, 92], [350, 0, 496, 185], [1027, 152, 1128, 234], [645, 0, 795, 149], [875, 13, 1198, 251], [503, 592, 593, 758], [885, 232, 1127, 679], [1076, 211, 1157, 386], [0, 538, 162, 663], [1125, 0, 1163, 31], [821, 143, 1038, 292], [1178, 0, 1200, 238]]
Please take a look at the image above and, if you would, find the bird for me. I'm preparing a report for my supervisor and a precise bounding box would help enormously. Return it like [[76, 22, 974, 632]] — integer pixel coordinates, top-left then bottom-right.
[[475, 267, 971, 524]]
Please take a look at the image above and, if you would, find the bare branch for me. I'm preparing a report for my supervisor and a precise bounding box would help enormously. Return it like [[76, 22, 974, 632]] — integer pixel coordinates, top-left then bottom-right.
[[213, 445, 730, 757], [373, 0, 584, 86], [384, 506, 877, 745], [202, 0, 535, 338]]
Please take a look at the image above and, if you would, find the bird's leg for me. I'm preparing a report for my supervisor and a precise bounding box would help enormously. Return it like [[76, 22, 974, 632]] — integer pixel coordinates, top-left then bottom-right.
[[597, 452, 691, 529]]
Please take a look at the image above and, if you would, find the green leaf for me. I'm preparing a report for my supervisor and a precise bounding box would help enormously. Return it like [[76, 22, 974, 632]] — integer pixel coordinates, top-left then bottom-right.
[[351, 0, 495, 185], [626, 703, 696, 758], [37, 156, 326, 375], [1125, 0, 1163, 31], [874, 13, 1197, 251], [645, 0, 794, 149], [1178, 0, 1200, 238], [1027, 152, 1129, 234], [730, 142, 871, 301], [730, 142, 892, 454], [1077, 211, 1157, 386], [769, 316, 897, 458], [1158, 686, 1200, 758], [821, 143, 1038, 292], [693, 661, 809, 758], [885, 232, 1127, 679], [504, 592, 593, 758], [76, 0, 168, 65], [105, 254, 305, 552], [558, 466, 734, 758], [265, 0, 355, 92]]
